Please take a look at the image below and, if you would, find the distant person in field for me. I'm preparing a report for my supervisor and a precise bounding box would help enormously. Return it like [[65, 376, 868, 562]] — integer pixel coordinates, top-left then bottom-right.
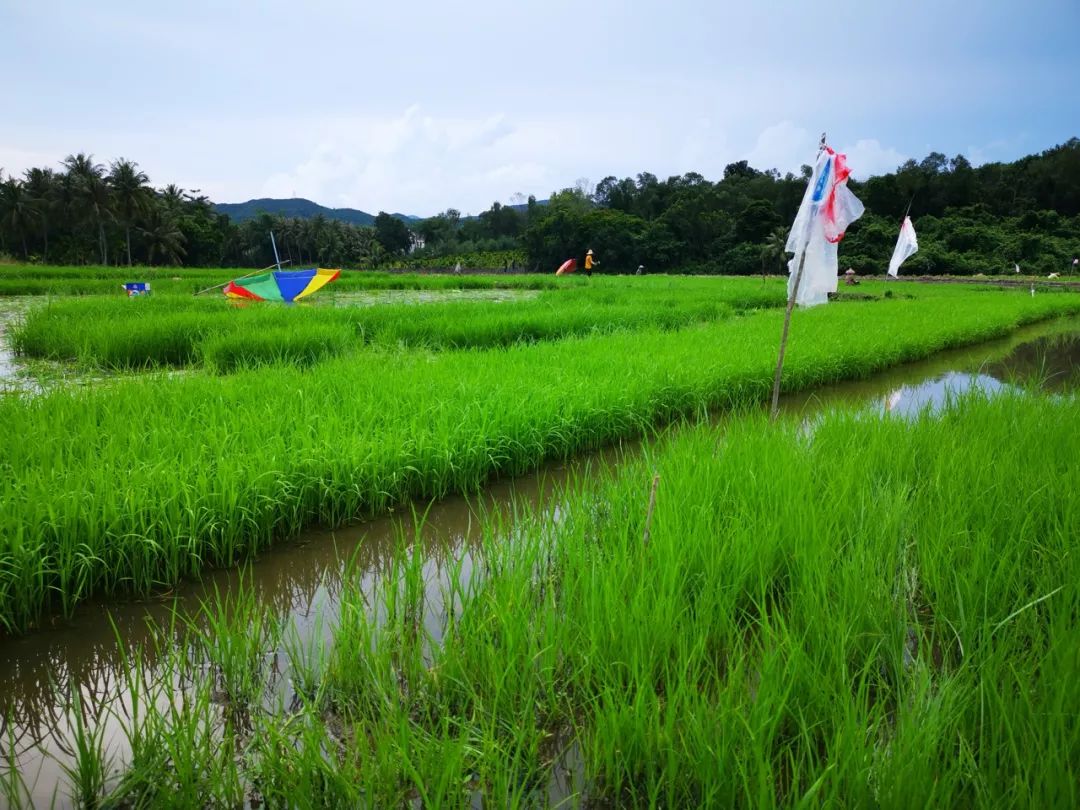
[[636, 265, 644, 275], [584, 249, 598, 277]]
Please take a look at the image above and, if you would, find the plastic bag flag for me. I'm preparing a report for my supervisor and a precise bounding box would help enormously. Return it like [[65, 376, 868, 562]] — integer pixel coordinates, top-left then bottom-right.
[[887, 216, 918, 277], [786, 146, 865, 306], [555, 258, 577, 276], [223, 268, 340, 302]]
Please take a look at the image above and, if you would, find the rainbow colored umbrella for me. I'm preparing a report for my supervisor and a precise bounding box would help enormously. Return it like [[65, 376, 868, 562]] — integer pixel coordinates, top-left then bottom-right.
[[224, 268, 340, 302]]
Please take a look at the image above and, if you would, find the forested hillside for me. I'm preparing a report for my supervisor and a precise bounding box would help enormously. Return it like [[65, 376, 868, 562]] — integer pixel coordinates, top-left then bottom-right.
[[2, 139, 1077, 275]]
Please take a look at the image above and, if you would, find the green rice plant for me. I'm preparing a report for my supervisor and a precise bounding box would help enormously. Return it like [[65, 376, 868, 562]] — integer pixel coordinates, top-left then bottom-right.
[[9, 276, 780, 370], [1, 716, 33, 809], [87, 392, 1080, 807], [0, 287, 1079, 632], [187, 579, 285, 718], [106, 617, 247, 808], [0, 263, 561, 297], [198, 323, 355, 373], [61, 689, 111, 809]]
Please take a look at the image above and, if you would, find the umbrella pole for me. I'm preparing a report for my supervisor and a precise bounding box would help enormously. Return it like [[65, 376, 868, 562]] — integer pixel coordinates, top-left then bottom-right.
[[192, 259, 292, 297]]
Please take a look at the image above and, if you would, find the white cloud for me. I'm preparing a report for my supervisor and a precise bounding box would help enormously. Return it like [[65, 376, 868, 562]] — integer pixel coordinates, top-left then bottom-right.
[[965, 135, 1032, 167], [742, 124, 908, 179], [742, 122, 816, 174], [0, 146, 66, 179], [838, 139, 908, 179], [3, 0, 1074, 216], [258, 108, 540, 214]]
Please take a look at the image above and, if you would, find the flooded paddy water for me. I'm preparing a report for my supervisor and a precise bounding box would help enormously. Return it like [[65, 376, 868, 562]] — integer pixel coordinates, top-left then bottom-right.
[[328, 288, 540, 307], [2, 314, 1079, 806]]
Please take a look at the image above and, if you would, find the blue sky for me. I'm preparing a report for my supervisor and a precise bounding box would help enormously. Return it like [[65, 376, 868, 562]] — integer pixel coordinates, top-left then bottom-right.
[[2, 0, 1077, 215]]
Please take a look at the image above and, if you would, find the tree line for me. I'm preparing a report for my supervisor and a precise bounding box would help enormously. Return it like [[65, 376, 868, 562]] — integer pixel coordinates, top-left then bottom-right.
[[2, 139, 1078, 275], [0, 154, 419, 268]]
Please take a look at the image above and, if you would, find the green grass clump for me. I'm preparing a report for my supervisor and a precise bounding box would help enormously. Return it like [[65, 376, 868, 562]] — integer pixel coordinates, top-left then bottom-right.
[[69, 392, 1080, 808]]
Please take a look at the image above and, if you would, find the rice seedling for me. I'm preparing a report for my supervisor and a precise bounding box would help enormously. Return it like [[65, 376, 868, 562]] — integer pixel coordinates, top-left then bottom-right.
[[58, 391, 1080, 808], [0, 286, 1078, 633], [60, 689, 112, 809], [0, 263, 560, 298], [1, 718, 32, 809], [9, 276, 781, 370]]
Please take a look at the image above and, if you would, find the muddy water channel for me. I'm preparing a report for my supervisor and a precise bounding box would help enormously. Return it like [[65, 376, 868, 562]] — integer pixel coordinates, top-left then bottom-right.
[[3, 317, 1080, 806]]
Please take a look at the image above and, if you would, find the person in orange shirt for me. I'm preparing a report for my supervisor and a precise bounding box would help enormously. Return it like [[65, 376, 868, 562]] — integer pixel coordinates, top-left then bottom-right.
[[584, 248, 598, 277]]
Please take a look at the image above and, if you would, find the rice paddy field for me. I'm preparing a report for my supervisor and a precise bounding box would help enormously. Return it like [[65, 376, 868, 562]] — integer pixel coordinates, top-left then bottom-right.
[[0, 265, 557, 297], [1, 264, 1079, 808]]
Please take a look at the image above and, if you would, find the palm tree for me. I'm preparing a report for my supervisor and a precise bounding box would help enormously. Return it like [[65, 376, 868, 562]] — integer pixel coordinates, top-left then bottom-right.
[[0, 176, 37, 258], [108, 159, 151, 265], [63, 153, 112, 264], [23, 168, 55, 261], [140, 211, 187, 265], [762, 226, 789, 281], [160, 184, 185, 214]]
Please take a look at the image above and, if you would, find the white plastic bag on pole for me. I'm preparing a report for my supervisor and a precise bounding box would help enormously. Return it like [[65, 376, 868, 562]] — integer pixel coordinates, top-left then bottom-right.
[[786, 147, 864, 307], [887, 216, 918, 277]]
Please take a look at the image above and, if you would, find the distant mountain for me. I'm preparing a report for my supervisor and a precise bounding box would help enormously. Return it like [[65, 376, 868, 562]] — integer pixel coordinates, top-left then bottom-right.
[[213, 197, 420, 226]]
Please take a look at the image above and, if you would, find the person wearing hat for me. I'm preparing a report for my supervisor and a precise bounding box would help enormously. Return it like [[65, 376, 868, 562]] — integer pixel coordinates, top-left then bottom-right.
[[844, 268, 858, 286], [584, 249, 598, 277]]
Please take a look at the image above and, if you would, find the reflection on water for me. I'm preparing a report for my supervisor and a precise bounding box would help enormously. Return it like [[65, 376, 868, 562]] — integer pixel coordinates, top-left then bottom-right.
[[780, 322, 1080, 420], [0, 297, 42, 394], [877, 371, 1004, 417], [0, 448, 618, 806], [871, 332, 1080, 418], [2, 318, 1079, 805]]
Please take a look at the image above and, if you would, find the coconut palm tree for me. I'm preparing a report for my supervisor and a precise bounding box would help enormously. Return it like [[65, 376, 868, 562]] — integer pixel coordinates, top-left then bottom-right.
[[108, 159, 151, 265], [140, 211, 187, 265], [762, 226, 789, 280], [23, 167, 55, 261], [0, 176, 37, 259], [160, 184, 185, 214], [63, 153, 112, 264]]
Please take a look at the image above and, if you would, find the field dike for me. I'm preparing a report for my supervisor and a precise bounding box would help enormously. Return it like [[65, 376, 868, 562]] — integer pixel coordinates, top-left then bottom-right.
[[0, 285, 1079, 634]]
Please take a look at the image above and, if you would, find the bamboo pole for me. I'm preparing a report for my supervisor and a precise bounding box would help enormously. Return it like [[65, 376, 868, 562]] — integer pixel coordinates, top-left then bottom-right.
[[769, 249, 810, 420], [770, 137, 828, 421]]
